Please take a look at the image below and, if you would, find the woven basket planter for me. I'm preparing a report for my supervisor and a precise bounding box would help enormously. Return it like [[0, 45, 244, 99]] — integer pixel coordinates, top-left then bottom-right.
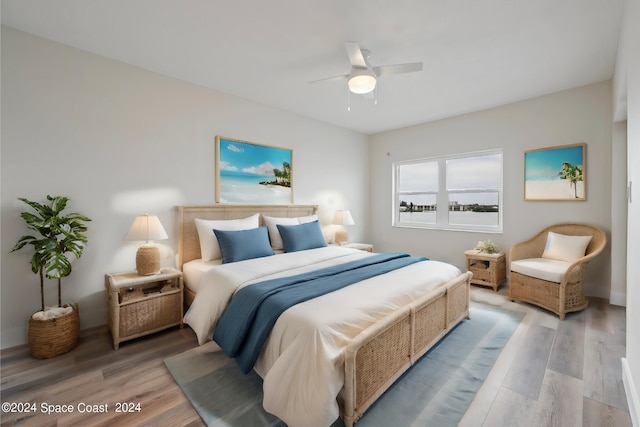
[[28, 303, 80, 359]]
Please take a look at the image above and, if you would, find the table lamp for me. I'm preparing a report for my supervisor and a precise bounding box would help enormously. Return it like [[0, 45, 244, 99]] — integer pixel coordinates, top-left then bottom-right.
[[332, 210, 355, 245], [125, 214, 168, 275]]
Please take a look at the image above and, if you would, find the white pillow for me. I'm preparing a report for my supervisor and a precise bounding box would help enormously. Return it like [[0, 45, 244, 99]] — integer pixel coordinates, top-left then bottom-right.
[[194, 214, 260, 261], [542, 231, 592, 263], [263, 214, 318, 250]]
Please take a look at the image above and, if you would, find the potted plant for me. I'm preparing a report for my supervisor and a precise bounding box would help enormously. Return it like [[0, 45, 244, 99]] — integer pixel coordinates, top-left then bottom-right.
[[11, 195, 91, 358], [474, 239, 501, 254]]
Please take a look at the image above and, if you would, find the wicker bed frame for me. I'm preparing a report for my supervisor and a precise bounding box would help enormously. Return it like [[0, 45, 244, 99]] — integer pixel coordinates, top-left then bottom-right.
[[176, 204, 322, 307], [177, 204, 471, 426]]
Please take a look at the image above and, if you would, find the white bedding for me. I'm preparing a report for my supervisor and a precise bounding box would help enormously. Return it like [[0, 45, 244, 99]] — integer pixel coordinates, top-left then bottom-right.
[[183, 246, 462, 427], [182, 259, 221, 293]]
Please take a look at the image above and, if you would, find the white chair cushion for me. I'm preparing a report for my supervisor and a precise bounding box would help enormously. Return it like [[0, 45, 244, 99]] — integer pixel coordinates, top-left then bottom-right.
[[542, 231, 592, 262], [510, 258, 571, 283]]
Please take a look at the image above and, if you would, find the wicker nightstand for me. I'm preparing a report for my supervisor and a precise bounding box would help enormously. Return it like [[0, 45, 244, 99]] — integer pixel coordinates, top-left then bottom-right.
[[337, 243, 374, 252], [106, 268, 183, 349], [464, 250, 506, 291]]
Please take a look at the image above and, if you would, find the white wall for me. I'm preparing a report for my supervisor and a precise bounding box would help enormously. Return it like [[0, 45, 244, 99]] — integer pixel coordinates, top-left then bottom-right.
[[620, 0, 640, 422], [0, 27, 370, 349], [370, 82, 613, 298], [611, 121, 628, 306]]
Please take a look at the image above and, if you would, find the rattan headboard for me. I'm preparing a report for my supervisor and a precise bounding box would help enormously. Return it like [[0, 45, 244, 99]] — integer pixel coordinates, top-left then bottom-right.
[[177, 204, 318, 270]]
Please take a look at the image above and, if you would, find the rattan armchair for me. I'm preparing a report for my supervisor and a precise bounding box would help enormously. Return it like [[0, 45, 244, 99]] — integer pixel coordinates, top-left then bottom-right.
[[509, 223, 606, 319]]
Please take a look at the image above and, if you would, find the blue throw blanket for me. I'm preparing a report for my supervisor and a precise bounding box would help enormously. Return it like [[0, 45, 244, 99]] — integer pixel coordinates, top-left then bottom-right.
[[213, 252, 427, 373]]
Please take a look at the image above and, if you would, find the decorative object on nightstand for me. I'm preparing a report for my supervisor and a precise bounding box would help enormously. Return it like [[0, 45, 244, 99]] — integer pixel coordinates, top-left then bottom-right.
[[125, 214, 168, 275], [474, 239, 501, 254], [333, 209, 355, 245], [105, 268, 183, 349], [342, 243, 374, 252], [465, 249, 506, 292]]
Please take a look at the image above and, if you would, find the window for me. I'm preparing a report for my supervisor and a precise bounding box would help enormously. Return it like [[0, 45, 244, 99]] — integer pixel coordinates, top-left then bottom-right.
[[393, 150, 503, 232]]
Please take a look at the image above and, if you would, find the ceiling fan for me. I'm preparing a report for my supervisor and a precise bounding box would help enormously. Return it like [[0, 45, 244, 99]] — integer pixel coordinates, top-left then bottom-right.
[[310, 42, 423, 95]]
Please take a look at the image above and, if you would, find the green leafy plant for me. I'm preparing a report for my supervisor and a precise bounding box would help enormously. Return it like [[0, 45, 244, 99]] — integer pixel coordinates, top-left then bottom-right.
[[475, 239, 500, 254], [11, 195, 91, 311], [559, 162, 583, 198]]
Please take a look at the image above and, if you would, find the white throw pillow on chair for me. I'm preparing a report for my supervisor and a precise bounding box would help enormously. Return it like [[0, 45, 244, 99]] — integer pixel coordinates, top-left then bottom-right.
[[541, 231, 592, 263]]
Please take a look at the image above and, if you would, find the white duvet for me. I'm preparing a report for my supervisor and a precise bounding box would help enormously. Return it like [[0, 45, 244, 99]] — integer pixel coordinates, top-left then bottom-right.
[[183, 246, 462, 427]]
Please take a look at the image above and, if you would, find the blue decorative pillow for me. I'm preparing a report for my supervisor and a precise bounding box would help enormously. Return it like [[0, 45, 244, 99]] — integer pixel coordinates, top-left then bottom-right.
[[277, 220, 327, 253], [213, 226, 274, 263]]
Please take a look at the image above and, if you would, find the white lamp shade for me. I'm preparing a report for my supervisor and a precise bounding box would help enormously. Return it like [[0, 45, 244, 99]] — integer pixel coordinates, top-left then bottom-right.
[[332, 210, 355, 226], [125, 214, 168, 242], [348, 70, 377, 94]]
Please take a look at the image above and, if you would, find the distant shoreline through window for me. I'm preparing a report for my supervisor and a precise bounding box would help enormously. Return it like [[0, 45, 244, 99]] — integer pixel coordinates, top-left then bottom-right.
[[393, 149, 503, 233]]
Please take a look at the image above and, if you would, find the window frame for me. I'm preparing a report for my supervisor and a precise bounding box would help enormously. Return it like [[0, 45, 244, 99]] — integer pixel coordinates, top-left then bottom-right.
[[393, 149, 503, 233]]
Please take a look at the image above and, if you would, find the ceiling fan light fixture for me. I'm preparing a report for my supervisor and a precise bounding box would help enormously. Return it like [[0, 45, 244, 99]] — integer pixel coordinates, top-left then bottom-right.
[[348, 70, 377, 94]]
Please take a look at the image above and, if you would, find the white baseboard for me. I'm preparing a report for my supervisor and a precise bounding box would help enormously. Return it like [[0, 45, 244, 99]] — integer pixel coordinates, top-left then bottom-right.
[[609, 290, 627, 307], [623, 358, 639, 427]]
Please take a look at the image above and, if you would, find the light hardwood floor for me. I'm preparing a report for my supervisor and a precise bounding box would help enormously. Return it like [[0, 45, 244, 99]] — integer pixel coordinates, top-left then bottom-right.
[[1, 286, 631, 426], [462, 287, 630, 427]]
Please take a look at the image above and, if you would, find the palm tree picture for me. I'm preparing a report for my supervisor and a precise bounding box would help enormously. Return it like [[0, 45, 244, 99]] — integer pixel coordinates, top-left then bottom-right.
[[524, 143, 586, 201], [215, 136, 293, 203], [559, 162, 583, 198], [271, 161, 291, 187]]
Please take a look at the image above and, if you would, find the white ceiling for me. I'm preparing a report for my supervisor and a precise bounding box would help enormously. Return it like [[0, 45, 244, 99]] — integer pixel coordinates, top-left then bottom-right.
[[1, 0, 626, 134]]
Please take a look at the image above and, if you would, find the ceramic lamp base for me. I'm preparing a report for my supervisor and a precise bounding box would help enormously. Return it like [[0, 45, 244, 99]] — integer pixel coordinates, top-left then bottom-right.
[[335, 229, 349, 245], [136, 244, 160, 275]]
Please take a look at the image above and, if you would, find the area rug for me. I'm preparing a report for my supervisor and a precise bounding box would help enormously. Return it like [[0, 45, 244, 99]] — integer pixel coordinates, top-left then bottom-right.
[[165, 302, 524, 427]]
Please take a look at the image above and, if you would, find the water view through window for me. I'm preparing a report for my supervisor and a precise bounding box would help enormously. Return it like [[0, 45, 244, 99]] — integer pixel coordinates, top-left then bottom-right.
[[394, 151, 503, 232]]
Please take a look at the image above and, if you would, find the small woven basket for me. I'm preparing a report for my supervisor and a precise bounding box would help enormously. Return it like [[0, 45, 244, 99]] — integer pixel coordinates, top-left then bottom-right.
[[28, 303, 80, 359]]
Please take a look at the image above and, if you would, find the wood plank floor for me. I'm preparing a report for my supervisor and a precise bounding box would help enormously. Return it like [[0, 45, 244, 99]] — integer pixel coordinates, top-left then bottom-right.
[[461, 287, 631, 427], [1, 286, 631, 426]]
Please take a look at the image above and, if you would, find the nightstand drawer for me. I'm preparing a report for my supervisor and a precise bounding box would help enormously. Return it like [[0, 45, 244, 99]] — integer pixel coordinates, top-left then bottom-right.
[[106, 268, 183, 349], [118, 287, 182, 337]]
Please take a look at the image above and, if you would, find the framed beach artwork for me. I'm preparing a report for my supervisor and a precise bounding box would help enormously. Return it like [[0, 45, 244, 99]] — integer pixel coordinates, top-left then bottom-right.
[[215, 136, 293, 204], [524, 143, 586, 201]]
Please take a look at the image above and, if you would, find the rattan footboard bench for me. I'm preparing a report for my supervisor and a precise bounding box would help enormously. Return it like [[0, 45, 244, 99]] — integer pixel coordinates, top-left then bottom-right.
[[342, 271, 472, 426]]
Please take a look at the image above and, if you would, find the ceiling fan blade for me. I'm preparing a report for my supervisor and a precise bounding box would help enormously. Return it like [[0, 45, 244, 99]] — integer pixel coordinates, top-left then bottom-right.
[[344, 42, 367, 68], [374, 62, 423, 77], [308, 74, 348, 84]]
